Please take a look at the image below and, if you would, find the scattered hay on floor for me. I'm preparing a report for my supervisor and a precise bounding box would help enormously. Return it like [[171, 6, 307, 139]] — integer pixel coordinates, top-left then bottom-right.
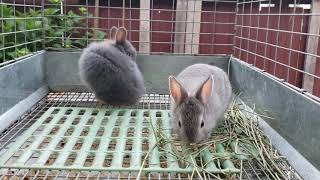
[[137, 98, 289, 180]]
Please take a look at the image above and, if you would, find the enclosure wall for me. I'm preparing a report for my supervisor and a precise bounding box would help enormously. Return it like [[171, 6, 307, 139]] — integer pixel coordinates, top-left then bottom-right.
[[234, 0, 320, 98], [230, 57, 320, 171], [2, 0, 320, 98], [1, 0, 43, 65]]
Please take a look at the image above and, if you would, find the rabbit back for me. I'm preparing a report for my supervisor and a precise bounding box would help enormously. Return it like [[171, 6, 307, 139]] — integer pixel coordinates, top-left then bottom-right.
[[79, 42, 145, 105]]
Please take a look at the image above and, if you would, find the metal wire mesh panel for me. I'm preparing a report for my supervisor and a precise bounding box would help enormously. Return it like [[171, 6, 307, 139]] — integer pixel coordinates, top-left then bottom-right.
[[0, 93, 303, 179], [0, 107, 241, 174], [0, 0, 43, 65], [1, 0, 320, 99], [42, 0, 236, 55], [0, 0, 317, 179], [234, 0, 320, 98]]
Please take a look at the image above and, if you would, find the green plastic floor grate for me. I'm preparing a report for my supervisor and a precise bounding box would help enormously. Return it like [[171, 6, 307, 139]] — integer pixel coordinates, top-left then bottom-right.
[[0, 107, 241, 173]]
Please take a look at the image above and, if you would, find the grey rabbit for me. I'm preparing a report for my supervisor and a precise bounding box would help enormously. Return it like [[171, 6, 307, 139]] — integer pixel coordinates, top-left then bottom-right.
[[79, 26, 145, 106], [169, 64, 232, 143]]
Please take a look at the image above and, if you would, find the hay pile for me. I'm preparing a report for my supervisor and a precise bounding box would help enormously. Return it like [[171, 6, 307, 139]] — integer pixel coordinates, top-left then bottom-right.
[[137, 99, 290, 180]]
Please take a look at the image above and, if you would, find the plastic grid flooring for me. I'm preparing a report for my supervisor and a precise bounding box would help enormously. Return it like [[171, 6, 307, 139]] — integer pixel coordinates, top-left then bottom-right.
[[0, 107, 241, 173]]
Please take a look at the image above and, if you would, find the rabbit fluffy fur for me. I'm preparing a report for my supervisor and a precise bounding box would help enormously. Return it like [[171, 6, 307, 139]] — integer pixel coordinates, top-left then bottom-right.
[[169, 64, 232, 143], [79, 27, 145, 106]]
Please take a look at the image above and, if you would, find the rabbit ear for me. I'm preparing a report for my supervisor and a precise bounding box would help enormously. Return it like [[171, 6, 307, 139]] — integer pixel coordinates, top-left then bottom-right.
[[169, 76, 188, 103], [196, 75, 213, 104], [110, 26, 118, 40], [115, 27, 127, 44]]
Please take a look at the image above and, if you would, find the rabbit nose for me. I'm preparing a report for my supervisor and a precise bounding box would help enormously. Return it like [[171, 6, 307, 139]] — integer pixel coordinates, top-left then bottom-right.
[[185, 129, 198, 143]]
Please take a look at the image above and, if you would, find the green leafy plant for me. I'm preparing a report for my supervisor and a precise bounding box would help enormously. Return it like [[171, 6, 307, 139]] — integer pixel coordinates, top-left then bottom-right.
[[0, 0, 106, 63], [43, 0, 105, 49], [0, 4, 42, 62]]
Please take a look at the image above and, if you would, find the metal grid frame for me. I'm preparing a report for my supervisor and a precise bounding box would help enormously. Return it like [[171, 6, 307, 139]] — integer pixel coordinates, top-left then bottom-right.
[[234, 0, 320, 98], [0, 0, 319, 177], [0, 92, 302, 180], [0, 0, 44, 66], [41, 0, 236, 55], [1, 0, 320, 98], [0, 107, 241, 174]]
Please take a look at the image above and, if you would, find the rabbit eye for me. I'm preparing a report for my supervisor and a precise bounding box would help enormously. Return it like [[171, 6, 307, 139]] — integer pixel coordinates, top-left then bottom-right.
[[201, 121, 204, 128], [178, 121, 181, 128]]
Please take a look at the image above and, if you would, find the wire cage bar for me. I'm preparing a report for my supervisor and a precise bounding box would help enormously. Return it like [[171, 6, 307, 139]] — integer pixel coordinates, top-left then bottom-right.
[[1, 0, 319, 98], [0, 0, 44, 66], [234, 0, 320, 98], [0, 0, 320, 178], [0, 92, 303, 180]]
